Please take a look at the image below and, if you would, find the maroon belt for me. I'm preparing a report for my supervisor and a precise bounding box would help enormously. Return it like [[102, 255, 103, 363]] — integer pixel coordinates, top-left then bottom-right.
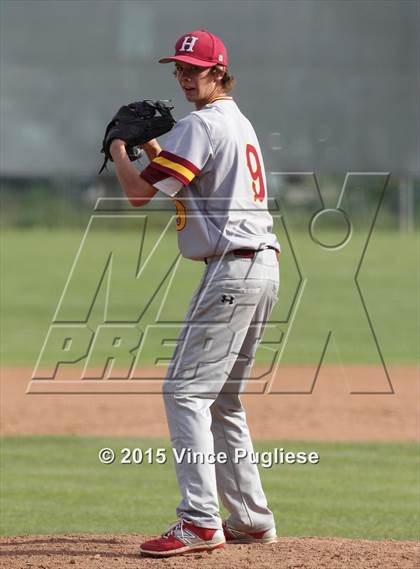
[[204, 246, 278, 264]]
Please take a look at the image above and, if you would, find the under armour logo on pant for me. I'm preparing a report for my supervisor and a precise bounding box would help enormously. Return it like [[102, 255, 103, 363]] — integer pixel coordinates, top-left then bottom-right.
[[221, 294, 235, 304]]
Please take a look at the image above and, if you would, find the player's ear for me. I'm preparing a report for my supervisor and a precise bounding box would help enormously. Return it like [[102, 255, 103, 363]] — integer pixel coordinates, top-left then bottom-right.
[[211, 65, 226, 83]]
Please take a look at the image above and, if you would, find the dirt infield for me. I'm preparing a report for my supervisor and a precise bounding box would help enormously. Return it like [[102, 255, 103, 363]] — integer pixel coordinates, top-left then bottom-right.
[[1, 366, 418, 568], [0, 534, 418, 569], [1, 366, 418, 441]]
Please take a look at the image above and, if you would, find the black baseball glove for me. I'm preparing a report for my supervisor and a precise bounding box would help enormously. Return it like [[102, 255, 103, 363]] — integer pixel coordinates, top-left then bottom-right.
[[98, 100, 176, 174]]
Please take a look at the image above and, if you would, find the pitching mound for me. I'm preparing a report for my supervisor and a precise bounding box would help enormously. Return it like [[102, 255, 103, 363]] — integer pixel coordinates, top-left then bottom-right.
[[0, 534, 418, 569]]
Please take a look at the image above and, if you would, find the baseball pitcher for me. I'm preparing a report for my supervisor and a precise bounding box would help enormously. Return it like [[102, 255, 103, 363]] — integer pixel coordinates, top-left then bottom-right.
[[105, 29, 280, 557]]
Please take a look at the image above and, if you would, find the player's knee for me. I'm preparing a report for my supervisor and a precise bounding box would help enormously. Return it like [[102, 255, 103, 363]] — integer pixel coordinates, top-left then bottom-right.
[[211, 393, 242, 418], [162, 379, 175, 399], [162, 381, 187, 405]]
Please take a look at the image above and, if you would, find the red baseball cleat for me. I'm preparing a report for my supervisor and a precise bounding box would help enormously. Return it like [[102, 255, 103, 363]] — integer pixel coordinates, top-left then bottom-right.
[[140, 519, 225, 557], [223, 521, 277, 544]]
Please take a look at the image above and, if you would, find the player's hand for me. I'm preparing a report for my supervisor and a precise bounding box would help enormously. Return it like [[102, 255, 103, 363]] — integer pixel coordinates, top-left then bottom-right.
[[140, 138, 159, 149], [141, 139, 162, 160]]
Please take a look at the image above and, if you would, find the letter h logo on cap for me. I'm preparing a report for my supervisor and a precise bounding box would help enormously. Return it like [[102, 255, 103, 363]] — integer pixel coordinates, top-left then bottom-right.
[[179, 36, 199, 53], [159, 29, 228, 68]]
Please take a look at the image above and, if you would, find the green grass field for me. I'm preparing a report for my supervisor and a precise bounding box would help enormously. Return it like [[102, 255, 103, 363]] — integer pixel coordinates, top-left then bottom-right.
[[1, 224, 418, 542], [1, 436, 418, 540], [1, 226, 418, 367]]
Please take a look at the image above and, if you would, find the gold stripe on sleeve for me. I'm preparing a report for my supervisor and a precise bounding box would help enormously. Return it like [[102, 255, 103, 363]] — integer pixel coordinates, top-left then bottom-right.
[[153, 156, 196, 182]]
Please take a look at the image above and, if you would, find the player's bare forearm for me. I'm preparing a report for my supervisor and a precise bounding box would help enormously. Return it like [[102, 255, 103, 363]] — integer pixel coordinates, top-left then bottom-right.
[[110, 139, 157, 207]]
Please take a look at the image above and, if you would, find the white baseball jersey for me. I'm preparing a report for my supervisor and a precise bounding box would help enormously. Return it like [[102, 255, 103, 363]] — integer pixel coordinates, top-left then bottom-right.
[[141, 96, 280, 260]]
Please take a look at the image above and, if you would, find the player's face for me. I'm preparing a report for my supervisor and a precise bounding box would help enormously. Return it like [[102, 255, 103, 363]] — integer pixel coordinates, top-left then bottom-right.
[[174, 62, 223, 108]]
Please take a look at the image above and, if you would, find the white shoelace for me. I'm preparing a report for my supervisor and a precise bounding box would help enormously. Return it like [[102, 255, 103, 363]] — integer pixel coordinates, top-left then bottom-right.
[[163, 519, 185, 540]]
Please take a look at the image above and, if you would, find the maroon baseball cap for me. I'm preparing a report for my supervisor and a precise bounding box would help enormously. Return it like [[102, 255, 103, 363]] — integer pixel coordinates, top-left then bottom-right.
[[159, 29, 228, 68]]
